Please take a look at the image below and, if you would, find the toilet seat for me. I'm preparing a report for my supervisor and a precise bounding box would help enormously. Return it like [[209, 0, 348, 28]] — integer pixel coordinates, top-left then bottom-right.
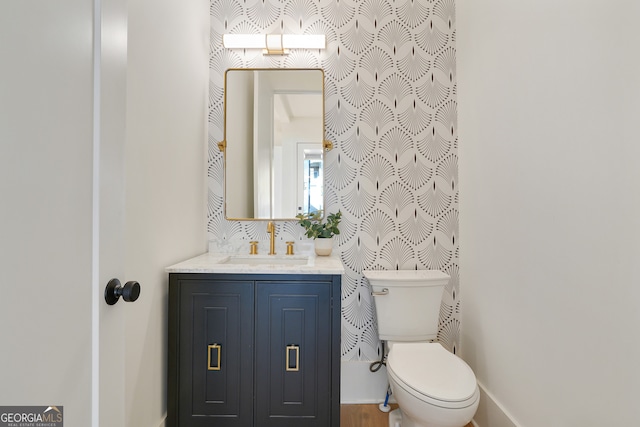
[[387, 342, 478, 409]]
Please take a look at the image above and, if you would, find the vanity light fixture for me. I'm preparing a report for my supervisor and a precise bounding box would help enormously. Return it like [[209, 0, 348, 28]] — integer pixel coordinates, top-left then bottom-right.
[[222, 34, 325, 55]]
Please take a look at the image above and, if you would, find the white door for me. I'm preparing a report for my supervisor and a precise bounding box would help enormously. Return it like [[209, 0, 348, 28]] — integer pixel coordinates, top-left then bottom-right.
[[0, 0, 128, 425], [95, 0, 129, 424], [1, 0, 208, 423]]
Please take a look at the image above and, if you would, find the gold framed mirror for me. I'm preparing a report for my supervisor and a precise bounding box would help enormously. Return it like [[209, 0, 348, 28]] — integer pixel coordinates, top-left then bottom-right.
[[221, 68, 331, 220]]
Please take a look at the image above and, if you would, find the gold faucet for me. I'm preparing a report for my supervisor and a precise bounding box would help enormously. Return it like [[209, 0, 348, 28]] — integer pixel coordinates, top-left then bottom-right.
[[267, 221, 276, 255]]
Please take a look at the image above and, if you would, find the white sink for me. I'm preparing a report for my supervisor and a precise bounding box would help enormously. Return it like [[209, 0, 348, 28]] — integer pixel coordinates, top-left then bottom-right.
[[219, 255, 311, 266]]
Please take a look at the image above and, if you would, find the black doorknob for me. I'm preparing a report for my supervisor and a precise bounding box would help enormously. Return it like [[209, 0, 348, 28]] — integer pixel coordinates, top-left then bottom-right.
[[105, 278, 141, 305]]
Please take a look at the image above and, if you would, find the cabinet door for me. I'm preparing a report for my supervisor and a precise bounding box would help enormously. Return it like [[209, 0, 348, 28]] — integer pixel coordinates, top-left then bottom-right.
[[255, 281, 332, 426], [179, 280, 254, 427]]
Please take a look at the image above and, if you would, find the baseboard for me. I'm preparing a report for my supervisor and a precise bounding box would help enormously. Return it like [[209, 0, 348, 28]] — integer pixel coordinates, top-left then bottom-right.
[[340, 361, 390, 404], [473, 381, 520, 427]]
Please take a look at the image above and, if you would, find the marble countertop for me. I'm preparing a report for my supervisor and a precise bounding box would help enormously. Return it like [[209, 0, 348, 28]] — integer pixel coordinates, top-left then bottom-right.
[[166, 252, 345, 275]]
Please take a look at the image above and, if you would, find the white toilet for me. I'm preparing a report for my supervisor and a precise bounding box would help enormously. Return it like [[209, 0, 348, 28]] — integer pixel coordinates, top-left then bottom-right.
[[363, 269, 479, 427]]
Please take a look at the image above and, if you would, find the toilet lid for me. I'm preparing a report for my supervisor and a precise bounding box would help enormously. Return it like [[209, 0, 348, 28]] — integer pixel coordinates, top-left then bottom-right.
[[387, 342, 477, 403]]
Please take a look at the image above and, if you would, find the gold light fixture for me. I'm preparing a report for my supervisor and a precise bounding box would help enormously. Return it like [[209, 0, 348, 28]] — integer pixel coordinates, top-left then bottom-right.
[[222, 34, 326, 55]]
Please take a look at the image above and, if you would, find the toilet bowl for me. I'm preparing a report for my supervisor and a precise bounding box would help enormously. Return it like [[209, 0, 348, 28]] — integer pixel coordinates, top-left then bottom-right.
[[363, 269, 479, 427], [386, 342, 479, 427]]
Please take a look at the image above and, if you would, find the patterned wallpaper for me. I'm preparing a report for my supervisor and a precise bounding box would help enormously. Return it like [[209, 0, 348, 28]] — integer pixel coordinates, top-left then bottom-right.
[[208, 0, 458, 361]]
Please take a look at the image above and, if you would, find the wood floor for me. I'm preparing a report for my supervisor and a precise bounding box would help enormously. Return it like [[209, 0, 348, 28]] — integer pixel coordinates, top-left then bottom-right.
[[340, 404, 473, 427]]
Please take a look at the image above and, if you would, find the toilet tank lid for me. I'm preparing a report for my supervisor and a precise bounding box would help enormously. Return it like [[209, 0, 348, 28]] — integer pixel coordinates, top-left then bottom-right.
[[388, 342, 477, 402], [363, 269, 450, 283]]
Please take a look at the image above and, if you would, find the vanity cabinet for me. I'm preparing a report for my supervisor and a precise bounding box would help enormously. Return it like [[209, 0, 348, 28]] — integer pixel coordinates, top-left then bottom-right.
[[167, 272, 341, 427]]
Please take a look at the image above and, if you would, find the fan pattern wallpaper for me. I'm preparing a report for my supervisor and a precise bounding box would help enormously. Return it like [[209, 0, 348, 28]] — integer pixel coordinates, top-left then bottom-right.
[[208, 0, 458, 361]]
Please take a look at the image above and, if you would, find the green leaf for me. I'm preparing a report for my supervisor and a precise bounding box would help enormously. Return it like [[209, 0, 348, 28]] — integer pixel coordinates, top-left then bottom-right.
[[296, 209, 342, 239]]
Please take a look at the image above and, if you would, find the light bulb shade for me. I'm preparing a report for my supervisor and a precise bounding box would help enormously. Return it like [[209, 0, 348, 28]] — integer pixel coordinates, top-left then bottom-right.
[[222, 34, 266, 49], [223, 34, 325, 54], [282, 34, 325, 49]]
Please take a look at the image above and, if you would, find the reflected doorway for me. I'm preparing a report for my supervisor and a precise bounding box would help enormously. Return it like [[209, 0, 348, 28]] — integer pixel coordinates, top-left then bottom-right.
[[297, 144, 323, 216]]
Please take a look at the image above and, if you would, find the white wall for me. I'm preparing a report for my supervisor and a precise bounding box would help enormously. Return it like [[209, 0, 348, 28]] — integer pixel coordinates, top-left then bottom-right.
[[457, 1, 640, 426], [124, 0, 208, 424], [226, 72, 254, 218], [0, 1, 94, 425]]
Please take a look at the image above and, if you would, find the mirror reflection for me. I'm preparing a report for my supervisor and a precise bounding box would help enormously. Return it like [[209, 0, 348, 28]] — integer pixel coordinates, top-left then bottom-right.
[[224, 68, 326, 220]]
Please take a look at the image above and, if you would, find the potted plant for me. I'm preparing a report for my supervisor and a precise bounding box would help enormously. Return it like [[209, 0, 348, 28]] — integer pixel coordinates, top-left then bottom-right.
[[296, 210, 342, 256]]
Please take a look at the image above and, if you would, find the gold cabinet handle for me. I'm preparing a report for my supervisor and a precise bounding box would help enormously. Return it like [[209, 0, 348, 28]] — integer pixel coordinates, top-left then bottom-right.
[[208, 343, 221, 371], [285, 344, 299, 372]]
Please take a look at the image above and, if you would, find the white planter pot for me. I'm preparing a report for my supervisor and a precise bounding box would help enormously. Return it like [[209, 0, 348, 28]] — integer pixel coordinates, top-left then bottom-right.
[[314, 237, 333, 256]]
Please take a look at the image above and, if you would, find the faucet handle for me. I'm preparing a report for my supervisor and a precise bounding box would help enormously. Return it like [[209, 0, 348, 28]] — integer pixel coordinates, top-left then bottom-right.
[[285, 241, 295, 255], [249, 241, 259, 255]]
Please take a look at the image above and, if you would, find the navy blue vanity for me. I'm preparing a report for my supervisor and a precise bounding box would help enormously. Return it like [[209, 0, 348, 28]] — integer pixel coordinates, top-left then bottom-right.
[[166, 253, 343, 427]]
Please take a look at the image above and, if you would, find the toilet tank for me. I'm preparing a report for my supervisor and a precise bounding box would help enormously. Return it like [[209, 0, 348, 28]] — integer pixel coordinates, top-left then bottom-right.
[[363, 270, 450, 342]]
